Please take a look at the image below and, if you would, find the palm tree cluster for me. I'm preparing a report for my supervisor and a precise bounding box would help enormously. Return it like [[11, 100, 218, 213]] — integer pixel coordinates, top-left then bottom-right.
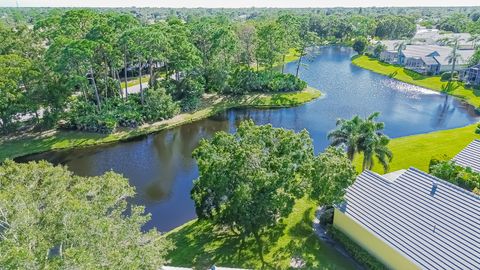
[[328, 112, 393, 172]]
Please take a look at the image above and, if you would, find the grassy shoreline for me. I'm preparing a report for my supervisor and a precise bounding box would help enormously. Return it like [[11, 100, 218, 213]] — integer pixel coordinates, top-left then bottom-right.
[[354, 123, 480, 173], [0, 87, 321, 161], [352, 55, 480, 108]]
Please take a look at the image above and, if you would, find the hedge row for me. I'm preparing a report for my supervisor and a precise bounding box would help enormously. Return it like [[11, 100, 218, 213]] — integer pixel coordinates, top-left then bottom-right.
[[327, 226, 388, 270]]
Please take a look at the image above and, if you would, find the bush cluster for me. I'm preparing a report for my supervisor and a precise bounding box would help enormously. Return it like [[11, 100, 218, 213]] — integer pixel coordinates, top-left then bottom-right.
[[226, 68, 307, 95], [440, 71, 458, 81], [429, 159, 480, 194], [63, 88, 179, 133]]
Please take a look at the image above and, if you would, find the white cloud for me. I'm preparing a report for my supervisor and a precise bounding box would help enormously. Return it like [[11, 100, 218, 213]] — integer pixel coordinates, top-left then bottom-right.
[[3, 0, 480, 8]]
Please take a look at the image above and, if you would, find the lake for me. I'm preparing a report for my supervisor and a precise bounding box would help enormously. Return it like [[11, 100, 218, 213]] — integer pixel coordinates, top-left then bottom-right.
[[19, 46, 480, 232]]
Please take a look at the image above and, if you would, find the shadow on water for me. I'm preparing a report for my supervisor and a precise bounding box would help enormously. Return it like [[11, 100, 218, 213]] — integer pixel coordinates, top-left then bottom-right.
[[17, 46, 480, 232]]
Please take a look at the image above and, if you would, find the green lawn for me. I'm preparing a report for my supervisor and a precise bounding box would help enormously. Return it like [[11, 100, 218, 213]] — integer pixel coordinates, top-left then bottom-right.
[[352, 55, 480, 107], [165, 197, 356, 269], [0, 87, 321, 161], [284, 48, 301, 63], [124, 75, 150, 88], [354, 124, 480, 173]]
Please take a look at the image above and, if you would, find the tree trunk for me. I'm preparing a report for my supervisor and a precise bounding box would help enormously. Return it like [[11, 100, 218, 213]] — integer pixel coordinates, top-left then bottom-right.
[[139, 61, 144, 105], [252, 230, 265, 264], [34, 111, 39, 124], [115, 70, 123, 99], [123, 48, 129, 100], [295, 48, 304, 78], [90, 66, 101, 110], [148, 58, 154, 88], [281, 54, 286, 73], [450, 58, 456, 81], [104, 73, 108, 99]]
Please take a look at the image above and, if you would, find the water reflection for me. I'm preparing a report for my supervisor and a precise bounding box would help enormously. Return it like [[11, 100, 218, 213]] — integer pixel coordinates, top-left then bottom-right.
[[18, 46, 480, 231]]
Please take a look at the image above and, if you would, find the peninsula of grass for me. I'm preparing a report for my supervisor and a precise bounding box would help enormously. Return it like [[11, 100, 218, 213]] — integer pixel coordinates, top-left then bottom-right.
[[354, 123, 480, 173], [0, 87, 321, 161], [352, 55, 480, 108], [164, 197, 356, 269]]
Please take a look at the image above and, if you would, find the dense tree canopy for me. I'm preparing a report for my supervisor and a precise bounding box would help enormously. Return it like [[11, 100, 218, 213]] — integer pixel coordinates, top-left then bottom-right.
[[310, 147, 357, 206], [191, 120, 314, 261], [3, 7, 478, 135], [0, 160, 172, 269], [191, 120, 360, 261]]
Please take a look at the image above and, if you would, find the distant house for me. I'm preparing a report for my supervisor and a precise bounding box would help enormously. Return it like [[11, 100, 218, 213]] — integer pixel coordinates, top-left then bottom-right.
[[413, 25, 475, 49], [378, 40, 403, 64], [460, 64, 480, 87], [379, 42, 475, 75], [334, 167, 480, 269]]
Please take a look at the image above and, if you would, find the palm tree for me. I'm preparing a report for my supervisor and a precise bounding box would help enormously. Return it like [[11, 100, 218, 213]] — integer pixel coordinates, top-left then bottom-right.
[[327, 115, 363, 160], [394, 40, 408, 65], [358, 112, 393, 172], [468, 34, 480, 49], [443, 36, 464, 81], [328, 112, 393, 172]]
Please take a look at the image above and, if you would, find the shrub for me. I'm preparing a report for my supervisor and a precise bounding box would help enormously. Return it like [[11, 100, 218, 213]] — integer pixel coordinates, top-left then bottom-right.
[[143, 87, 180, 122], [429, 159, 480, 193], [64, 90, 179, 134], [226, 68, 307, 94], [428, 154, 450, 168], [227, 67, 258, 94], [328, 226, 388, 270], [166, 73, 205, 111], [440, 71, 458, 81], [319, 207, 334, 226]]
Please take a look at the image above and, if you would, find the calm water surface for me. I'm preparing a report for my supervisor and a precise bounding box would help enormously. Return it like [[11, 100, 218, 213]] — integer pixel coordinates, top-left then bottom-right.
[[20, 47, 480, 232]]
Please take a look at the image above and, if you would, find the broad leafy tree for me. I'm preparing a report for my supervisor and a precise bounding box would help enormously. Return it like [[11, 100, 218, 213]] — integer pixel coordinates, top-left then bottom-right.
[[352, 37, 368, 55], [191, 120, 314, 262], [0, 160, 172, 269], [310, 147, 357, 206]]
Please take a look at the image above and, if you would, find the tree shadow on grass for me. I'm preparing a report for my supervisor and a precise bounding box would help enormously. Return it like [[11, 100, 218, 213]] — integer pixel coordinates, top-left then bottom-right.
[[388, 71, 398, 78], [166, 219, 287, 269]]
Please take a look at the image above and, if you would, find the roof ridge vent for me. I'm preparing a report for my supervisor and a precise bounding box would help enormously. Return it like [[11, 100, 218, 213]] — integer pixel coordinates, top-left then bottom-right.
[[430, 180, 438, 196]]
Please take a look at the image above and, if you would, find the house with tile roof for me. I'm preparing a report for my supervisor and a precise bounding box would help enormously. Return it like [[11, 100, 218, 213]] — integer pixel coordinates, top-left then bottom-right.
[[333, 142, 480, 270]]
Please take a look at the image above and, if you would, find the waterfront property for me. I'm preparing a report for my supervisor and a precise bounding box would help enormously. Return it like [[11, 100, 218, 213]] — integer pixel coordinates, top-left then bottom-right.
[[460, 64, 480, 87], [379, 43, 475, 75], [335, 142, 480, 269], [453, 139, 480, 173]]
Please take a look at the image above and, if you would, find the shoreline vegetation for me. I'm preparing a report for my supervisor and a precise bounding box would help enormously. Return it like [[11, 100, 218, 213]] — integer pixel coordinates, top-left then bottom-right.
[[0, 87, 321, 161], [351, 55, 480, 108]]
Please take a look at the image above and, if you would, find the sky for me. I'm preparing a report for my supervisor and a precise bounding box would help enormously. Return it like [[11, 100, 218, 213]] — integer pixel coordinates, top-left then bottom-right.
[[1, 0, 480, 8]]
